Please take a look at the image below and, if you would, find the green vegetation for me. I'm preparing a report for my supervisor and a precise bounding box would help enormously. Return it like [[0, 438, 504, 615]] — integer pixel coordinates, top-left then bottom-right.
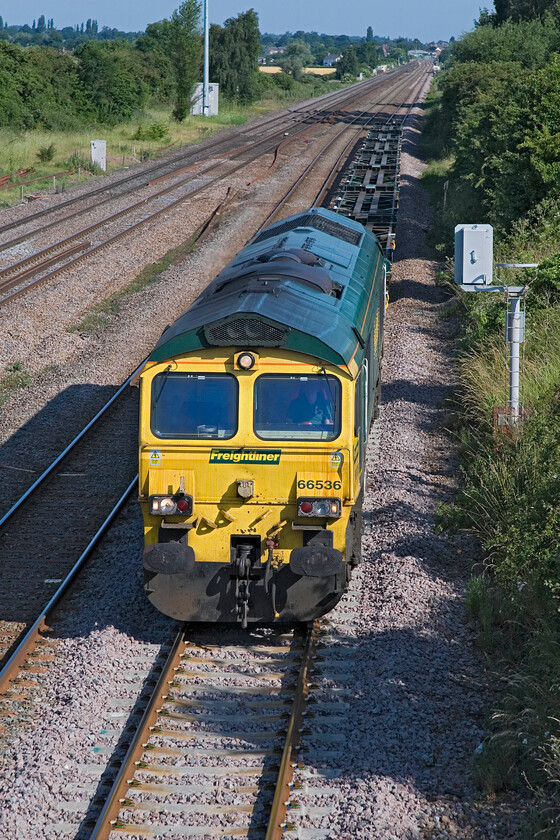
[[0, 15, 141, 50], [260, 29, 431, 69], [209, 10, 262, 100], [0, 5, 437, 204], [425, 5, 560, 833], [0, 362, 32, 407]]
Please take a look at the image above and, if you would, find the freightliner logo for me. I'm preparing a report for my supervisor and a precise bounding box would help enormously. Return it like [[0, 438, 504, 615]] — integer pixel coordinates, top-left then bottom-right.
[[209, 449, 281, 464]]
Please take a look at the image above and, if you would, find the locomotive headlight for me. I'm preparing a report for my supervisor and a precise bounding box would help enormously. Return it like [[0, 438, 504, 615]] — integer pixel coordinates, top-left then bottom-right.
[[149, 494, 193, 516], [159, 497, 177, 515], [237, 352, 256, 370], [149, 495, 176, 515], [314, 499, 331, 517], [297, 498, 341, 518]]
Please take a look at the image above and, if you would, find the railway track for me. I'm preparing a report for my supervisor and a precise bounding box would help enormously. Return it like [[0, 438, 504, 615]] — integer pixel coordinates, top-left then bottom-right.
[[0, 62, 431, 838], [0, 67, 420, 307], [0, 69, 406, 254], [0, 57, 429, 692], [0, 67, 410, 244], [86, 623, 319, 839]]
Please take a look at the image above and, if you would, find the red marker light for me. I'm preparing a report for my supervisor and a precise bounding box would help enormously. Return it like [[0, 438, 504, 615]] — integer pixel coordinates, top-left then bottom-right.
[[300, 502, 313, 514], [177, 499, 190, 513]]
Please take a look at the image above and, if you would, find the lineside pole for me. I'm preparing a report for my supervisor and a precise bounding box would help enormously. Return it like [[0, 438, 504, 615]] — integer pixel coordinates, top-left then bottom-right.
[[506, 291, 524, 425], [203, 0, 210, 117]]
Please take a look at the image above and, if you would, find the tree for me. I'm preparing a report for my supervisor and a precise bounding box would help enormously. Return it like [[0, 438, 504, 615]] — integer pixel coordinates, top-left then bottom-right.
[[475, 7, 496, 25], [37, 15, 46, 33], [169, 0, 202, 121], [494, 0, 558, 23], [209, 10, 261, 103], [366, 25, 374, 42], [356, 40, 378, 70], [453, 15, 557, 69], [136, 20, 175, 101], [336, 46, 358, 79], [76, 40, 147, 124], [279, 39, 313, 80]]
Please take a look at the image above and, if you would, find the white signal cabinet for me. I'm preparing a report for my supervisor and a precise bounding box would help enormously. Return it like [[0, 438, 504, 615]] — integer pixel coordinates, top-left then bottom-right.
[[90, 140, 107, 172], [190, 84, 219, 116], [454, 224, 493, 286]]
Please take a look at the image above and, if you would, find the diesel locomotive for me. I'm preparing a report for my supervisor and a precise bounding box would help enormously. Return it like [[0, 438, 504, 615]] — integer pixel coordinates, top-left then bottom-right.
[[138, 207, 388, 625]]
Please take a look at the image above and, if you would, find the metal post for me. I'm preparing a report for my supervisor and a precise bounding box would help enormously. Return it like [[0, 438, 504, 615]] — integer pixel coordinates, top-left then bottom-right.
[[506, 291, 525, 425], [203, 0, 210, 117]]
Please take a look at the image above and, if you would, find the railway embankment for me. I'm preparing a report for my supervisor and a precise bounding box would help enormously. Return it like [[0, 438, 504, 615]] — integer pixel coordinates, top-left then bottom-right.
[[421, 21, 560, 835]]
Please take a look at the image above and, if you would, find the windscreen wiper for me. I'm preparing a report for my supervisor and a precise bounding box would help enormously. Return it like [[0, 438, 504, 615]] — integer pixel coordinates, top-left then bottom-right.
[[153, 364, 172, 407]]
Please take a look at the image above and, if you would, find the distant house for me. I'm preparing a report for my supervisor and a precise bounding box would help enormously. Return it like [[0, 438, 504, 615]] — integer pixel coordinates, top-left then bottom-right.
[[265, 46, 286, 56], [323, 53, 341, 67]]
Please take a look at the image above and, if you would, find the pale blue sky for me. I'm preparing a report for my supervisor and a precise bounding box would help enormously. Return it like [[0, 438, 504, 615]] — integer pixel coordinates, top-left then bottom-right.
[[0, 1, 485, 41]]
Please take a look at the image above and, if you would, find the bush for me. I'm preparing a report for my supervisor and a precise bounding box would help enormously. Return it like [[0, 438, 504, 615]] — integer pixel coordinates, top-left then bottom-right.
[[63, 153, 104, 175], [36, 142, 56, 163], [132, 120, 170, 142], [527, 254, 560, 309], [272, 73, 294, 91]]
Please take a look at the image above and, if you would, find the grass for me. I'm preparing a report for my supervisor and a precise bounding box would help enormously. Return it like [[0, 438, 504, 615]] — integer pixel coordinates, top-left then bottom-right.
[[0, 77, 348, 206], [0, 106, 252, 204], [0, 361, 32, 407], [457, 302, 560, 428], [466, 574, 495, 649]]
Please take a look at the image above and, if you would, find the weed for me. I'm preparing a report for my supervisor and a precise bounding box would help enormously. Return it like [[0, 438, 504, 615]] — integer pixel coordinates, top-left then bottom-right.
[[133, 121, 170, 142], [0, 362, 32, 406], [473, 731, 524, 794], [36, 142, 56, 163], [422, 75, 560, 819], [466, 574, 495, 649]]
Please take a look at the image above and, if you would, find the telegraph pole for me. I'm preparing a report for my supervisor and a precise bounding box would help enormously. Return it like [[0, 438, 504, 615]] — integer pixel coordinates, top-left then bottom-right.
[[203, 0, 210, 117]]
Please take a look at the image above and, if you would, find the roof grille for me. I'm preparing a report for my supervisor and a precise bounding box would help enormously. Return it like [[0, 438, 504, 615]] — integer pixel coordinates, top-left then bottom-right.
[[253, 213, 362, 247], [205, 318, 287, 346]]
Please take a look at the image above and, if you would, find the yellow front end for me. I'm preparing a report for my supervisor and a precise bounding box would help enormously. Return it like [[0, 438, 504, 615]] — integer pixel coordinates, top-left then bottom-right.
[[139, 349, 360, 625]]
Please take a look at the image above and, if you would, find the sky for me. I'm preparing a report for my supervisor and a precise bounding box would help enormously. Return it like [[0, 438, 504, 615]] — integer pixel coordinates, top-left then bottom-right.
[[0, 1, 485, 42]]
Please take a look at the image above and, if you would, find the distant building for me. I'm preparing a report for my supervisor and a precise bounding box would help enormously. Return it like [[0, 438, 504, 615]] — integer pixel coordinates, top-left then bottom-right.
[[376, 44, 390, 58], [407, 50, 431, 59], [323, 53, 341, 67]]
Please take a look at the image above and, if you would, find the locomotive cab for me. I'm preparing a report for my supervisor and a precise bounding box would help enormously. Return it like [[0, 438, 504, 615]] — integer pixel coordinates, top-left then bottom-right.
[[139, 352, 358, 626], [138, 207, 387, 625]]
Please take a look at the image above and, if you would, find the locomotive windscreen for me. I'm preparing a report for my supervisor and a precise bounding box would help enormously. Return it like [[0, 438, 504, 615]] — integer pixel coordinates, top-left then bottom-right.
[[151, 373, 238, 439], [254, 374, 341, 440]]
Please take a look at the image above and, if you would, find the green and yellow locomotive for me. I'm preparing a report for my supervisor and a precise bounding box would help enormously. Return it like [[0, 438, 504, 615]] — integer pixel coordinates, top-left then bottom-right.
[[138, 208, 388, 625]]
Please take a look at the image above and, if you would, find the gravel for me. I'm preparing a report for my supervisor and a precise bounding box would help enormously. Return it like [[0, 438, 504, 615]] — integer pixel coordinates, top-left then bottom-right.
[[288, 82, 527, 839]]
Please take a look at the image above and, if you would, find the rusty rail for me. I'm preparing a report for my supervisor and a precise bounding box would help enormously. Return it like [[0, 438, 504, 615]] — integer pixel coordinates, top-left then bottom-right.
[[265, 621, 320, 840]]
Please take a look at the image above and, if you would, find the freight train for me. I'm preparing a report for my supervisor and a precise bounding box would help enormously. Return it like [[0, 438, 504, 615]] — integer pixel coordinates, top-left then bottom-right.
[[138, 207, 388, 625]]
